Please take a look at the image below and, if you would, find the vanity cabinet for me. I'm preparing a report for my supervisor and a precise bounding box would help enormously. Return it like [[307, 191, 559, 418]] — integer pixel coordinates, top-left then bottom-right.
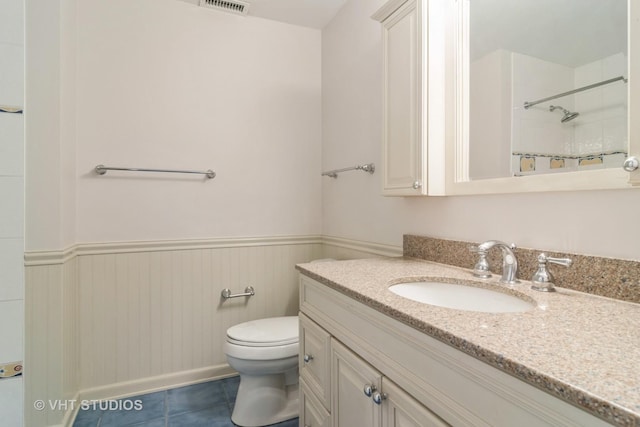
[[372, 0, 446, 196], [300, 308, 446, 427], [300, 313, 331, 409], [300, 377, 330, 427], [299, 274, 611, 427], [332, 338, 448, 427]]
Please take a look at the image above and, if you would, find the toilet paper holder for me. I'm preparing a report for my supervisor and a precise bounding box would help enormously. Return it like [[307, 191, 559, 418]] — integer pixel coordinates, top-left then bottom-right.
[[221, 286, 255, 300]]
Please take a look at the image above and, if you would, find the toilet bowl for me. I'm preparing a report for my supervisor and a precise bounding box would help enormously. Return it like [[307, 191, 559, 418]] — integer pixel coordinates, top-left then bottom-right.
[[224, 316, 299, 427]]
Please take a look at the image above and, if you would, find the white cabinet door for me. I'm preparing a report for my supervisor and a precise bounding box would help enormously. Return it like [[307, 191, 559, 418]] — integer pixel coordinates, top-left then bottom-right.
[[382, 378, 449, 427], [629, 0, 640, 185], [331, 339, 382, 427], [300, 313, 332, 410], [378, 0, 424, 196], [301, 377, 331, 427]]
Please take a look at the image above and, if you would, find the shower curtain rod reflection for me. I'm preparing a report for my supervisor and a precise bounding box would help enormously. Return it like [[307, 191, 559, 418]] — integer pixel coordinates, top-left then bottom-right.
[[523, 76, 627, 109], [94, 164, 216, 179]]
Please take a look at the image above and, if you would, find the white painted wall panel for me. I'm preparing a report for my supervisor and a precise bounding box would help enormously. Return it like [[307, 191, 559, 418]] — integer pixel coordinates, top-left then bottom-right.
[[25, 264, 64, 427], [76, 242, 322, 390]]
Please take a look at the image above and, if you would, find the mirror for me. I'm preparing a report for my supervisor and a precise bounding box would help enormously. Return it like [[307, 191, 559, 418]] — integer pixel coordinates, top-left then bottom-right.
[[463, 0, 628, 181]]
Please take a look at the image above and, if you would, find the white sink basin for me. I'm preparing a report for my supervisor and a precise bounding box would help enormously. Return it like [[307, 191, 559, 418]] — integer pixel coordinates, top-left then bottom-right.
[[388, 281, 534, 313]]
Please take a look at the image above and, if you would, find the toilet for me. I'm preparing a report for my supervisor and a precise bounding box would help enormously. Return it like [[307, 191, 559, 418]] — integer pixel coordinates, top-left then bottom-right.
[[224, 316, 300, 427]]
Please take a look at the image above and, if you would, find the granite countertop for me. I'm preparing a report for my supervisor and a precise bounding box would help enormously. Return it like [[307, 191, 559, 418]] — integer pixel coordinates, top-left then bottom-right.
[[296, 257, 640, 427]]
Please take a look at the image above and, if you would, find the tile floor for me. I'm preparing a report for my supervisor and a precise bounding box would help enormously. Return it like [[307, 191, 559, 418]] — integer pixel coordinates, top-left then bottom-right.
[[72, 376, 299, 427]]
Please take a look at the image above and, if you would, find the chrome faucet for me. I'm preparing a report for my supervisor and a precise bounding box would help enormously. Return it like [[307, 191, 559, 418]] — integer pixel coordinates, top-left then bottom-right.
[[470, 240, 519, 284]]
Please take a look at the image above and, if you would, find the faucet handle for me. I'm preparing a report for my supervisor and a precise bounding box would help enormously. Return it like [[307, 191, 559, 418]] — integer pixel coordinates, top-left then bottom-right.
[[531, 253, 572, 292], [545, 254, 572, 267], [469, 245, 492, 278]]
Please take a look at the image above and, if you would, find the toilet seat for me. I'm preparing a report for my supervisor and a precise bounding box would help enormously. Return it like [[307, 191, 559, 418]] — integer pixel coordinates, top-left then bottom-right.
[[224, 316, 299, 360], [224, 341, 298, 360], [226, 316, 298, 347]]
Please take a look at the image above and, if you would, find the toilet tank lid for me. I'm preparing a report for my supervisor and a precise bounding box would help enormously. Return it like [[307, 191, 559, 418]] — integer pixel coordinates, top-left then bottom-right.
[[227, 316, 299, 345]]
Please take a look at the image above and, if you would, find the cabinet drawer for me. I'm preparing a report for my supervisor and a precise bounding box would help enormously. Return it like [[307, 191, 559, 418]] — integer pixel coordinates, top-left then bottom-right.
[[300, 312, 332, 409], [300, 377, 331, 427]]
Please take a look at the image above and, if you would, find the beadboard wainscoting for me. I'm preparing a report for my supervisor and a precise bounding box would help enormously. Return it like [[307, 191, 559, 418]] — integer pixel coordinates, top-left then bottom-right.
[[25, 255, 79, 427], [75, 241, 322, 391], [24, 235, 400, 427]]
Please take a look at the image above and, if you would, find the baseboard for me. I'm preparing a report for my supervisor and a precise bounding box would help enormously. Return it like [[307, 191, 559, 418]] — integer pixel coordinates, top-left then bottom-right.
[[64, 364, 237, 427]]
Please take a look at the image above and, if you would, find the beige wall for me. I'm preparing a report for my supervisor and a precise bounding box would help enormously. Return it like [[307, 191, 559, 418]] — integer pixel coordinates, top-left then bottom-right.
[[322, 0, 640, 261], [26, 0, 323, 251]]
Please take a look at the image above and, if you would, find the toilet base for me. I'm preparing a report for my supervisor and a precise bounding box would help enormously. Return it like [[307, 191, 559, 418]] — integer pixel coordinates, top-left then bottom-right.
[[230, 371, 299, 427]]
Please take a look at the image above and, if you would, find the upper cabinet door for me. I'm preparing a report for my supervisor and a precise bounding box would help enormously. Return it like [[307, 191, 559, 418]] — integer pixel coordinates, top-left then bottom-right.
[[629, 0, 640, 185], [373, 0, 447, 196]]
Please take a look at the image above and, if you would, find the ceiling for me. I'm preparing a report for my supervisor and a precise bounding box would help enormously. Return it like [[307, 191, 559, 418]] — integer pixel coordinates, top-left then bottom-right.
[[178, 0, 348, 29]]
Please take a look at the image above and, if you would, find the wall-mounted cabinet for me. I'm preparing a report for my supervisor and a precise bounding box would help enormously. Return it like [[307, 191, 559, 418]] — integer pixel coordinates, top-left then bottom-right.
[[445, 0, 640, 194], [372, 0, 446, 196], [375, 0, 640, 196]]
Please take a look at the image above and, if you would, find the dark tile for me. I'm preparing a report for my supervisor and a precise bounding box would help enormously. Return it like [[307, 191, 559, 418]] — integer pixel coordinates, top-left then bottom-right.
[[167, 403, 233, 427], [73, 406, 102, 427], [221, 376, 240, 402], [167, 381, 227, 416], [99, 391, 166, 427], [126, 417, 167, 427]]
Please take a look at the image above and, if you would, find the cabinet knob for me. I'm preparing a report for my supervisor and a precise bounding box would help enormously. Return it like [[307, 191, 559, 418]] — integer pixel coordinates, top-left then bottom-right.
[[303, 354, 314, 363], [412, 180, 422, 189], [623, 157, 639, 172], [363, 383, 377, 397], [372, 391, 388, 405]]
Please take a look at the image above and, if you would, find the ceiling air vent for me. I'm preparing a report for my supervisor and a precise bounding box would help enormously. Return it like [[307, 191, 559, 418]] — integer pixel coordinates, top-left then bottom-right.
[[199, 0, 250, 16]]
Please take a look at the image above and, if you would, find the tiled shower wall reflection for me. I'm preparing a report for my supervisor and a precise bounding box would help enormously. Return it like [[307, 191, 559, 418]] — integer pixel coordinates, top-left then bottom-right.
[[511, 52, 627, 175], [0, 0, 25, 425]]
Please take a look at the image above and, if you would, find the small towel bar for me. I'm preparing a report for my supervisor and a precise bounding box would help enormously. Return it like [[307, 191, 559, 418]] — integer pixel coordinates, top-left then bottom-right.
[[322, 163, 375, 178], [221, 286, 255, 300]]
